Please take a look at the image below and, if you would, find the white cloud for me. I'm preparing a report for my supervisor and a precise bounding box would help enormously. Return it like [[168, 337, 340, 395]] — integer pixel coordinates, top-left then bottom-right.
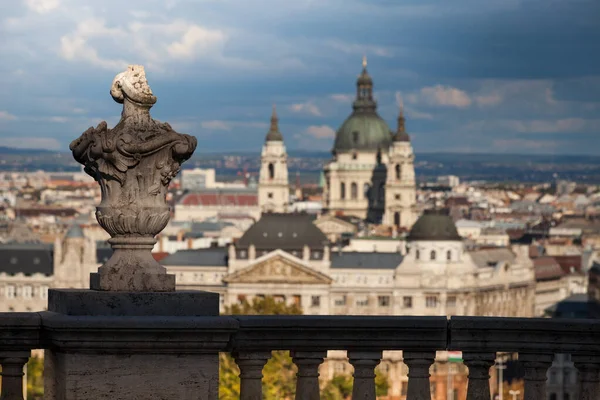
[[289, 101, 322, 116], [408, 85, 472, 108], [475, 94, 503, 107], [0, 111, 17, 121], [1, 137, 61, 150], [305, 125, 335, 139], [325, 40, 394, 57], [49, 116, 69, 123], [59, 18, 226, 70], [406, 108, 434, 120], [24, 0, 60, 13], [330, 94, 354, 103], [463, 118, 600, 134], [201, 120, 231, 131]]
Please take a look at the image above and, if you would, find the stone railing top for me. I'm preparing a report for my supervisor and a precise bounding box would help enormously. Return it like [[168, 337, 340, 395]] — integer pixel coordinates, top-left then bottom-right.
[[69, 65, 197, 292]]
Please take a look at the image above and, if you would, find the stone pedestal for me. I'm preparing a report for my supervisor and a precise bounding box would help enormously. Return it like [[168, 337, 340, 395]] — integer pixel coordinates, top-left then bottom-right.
[[43, 289, 237, 400]]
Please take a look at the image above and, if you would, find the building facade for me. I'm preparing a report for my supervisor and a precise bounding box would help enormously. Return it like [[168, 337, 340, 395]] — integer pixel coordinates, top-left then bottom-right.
[[258, 106, 290, 213], [322, 59, 417, 228]]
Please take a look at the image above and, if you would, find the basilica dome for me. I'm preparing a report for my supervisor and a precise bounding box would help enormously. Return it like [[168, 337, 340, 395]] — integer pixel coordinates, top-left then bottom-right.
[[332, 59, 393, 153]]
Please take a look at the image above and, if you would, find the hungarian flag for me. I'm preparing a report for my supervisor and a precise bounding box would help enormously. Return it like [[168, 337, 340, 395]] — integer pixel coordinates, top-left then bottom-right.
[[448, 351, 462, 363]]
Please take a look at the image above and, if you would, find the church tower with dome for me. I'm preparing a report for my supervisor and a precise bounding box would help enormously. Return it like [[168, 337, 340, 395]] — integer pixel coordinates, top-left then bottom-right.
[[323, 58, 417, 227], [258, 105, 290, 213]]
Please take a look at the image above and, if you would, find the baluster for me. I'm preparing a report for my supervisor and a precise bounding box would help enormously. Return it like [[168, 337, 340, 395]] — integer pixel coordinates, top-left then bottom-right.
[[463, 352, 494, 400], [0, 351, 30, 400], [573, 355, 600, 400], [404, 351, 435, 400], [233, 351, 271, 400], [348, 351, 382, 400], [520, 353, 553, 400], [292, 351, 326, 400]]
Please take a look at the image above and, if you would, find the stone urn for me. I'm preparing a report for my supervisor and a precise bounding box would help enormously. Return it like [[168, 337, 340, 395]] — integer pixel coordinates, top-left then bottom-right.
[[70, 65, 197, 291]]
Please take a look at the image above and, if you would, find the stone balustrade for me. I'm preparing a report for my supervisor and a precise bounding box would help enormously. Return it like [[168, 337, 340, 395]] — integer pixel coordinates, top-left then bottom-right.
[[2, 313, 600, 399]]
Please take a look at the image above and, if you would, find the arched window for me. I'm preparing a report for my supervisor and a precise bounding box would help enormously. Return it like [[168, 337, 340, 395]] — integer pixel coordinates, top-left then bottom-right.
[[446, 250, 452, 261], [268, 163, 274, 179], [350, 182, 358, 199], [352, 131, 359, 144], [430, 250, 436, 261], [395, 164, 401, 180], [340, 182, 346, 199], [416, 250, 420, 260], [394, 212, 400, 227]]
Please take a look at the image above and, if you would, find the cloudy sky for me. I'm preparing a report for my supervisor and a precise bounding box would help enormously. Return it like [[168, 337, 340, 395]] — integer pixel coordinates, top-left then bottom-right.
[[1, 0, 599, 154]]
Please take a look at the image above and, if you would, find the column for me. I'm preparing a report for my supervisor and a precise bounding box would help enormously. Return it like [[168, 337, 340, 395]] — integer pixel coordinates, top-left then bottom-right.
[[348, 351, 382, 400], [234, 351, 271, 400], [292, 351, 326, 400], [520, 353, 553, 400], [0, 351, 30, 400], [404, 351, 435, 400], [573, 355, 600, 400], [463, 352, 494, 400]]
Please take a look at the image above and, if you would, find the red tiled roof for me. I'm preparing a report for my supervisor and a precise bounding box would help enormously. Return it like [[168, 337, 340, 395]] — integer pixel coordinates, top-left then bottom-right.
[[180, 192, 258, 207], [553, 255, 582, 274], [534, 256, 564, 280], [152, 252, 170, 262]]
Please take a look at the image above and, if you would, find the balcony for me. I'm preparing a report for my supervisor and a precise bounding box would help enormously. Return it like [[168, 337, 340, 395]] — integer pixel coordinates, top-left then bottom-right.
[[2, 312, 599, 399]]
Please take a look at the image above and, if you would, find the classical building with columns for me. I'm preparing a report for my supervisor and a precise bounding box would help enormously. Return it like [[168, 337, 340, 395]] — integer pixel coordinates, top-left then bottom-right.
[[258, 106, 290, 213], [323, 59, 417, 229]]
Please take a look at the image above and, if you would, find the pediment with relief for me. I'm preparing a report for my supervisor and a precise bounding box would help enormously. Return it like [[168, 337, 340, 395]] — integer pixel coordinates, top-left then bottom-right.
[[224, 255, 332, 285]]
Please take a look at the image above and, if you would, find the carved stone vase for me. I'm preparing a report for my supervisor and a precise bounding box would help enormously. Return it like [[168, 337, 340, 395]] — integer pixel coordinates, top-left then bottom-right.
[[70, 65, 197, 291]]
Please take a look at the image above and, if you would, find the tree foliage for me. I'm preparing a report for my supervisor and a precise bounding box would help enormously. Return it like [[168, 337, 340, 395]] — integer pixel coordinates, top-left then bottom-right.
[[220, 297, 301, 400], [27, 355, 44, 399]]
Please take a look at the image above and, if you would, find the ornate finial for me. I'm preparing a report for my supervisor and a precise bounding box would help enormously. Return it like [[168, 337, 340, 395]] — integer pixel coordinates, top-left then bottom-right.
[[69, 65, 197, 292], [362, 55, 367, 69]]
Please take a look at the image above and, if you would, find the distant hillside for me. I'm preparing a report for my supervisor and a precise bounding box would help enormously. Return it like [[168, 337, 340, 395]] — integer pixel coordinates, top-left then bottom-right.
[[0, 146, 60, 155]]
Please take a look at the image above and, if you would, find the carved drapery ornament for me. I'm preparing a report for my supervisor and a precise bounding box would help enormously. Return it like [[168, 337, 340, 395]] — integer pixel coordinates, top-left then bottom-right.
[[70, 65, 197, 291]]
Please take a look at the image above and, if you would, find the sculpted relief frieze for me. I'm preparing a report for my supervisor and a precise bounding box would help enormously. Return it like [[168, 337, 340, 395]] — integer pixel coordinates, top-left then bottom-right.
[[227, 257, 330, 284]]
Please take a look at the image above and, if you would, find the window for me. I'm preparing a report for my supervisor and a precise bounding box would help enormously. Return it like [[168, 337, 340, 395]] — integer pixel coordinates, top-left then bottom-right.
[[430, 250, 436, 261], [356, 298, 369, 307], [353, 131, 359, 144], [394, 212, 400, 227], [426, 295, 438, 308], [446, 250, 452, 261], [352, 152, 358, 160], [268, 163, 274, 179], [311, 296, 321, 307], [549, 394, 557, 400], [335, 296, 347, 306], [6, 285, 15, 299], [395, 164, 401, 180], [350, 182, 358, 199], [416, 250, 420, 260], [395, 194, 400, 200], [378, 296, 390, 307], [267, 192, 273, 199], [403, 296, 413, 308], [22, 286, 32, 299], [447, 296, 457, 308], [340, 183, 346, 199], [40, 286, 48, 300]]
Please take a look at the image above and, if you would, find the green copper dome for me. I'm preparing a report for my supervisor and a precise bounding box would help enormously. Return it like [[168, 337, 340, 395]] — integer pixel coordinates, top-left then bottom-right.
[[332, 59, 393, 153], [333, 112, 393, 152], [265, 105, 283, 142], [407, 209, 462, 241]]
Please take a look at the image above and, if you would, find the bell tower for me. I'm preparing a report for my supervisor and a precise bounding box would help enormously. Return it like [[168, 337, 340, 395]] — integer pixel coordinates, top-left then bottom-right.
[[258, 105, 289, 213], [384, 105, 417, 229]]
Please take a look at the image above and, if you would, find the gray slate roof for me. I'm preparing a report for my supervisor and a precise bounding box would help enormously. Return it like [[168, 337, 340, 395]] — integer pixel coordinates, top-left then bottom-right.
[[161, 248, 228, 267], [407, 209, 462, 242], [331, 252, 402, 269], [237, 213, 328, 250], [0, 243, 53, 275], [469, 248, 516, 269]]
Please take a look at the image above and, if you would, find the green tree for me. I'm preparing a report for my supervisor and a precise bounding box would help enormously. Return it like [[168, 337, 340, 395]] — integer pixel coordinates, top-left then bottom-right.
[[220, 297, 301, 400], [27, 355, 44, 399], [375, 368, 390, 397], [321, 374, 352, 400]]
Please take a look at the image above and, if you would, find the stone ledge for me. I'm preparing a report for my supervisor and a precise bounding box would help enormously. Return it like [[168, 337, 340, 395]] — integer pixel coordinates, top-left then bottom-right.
[[41, 312, 238, 354], [232, 315, 448, 352], [0, 312, 42, 350], [48, 289, 219, 316]]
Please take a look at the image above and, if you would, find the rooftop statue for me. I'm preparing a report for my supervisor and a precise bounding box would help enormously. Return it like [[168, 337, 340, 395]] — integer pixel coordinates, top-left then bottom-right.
[[70, 65, 197, 291]]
